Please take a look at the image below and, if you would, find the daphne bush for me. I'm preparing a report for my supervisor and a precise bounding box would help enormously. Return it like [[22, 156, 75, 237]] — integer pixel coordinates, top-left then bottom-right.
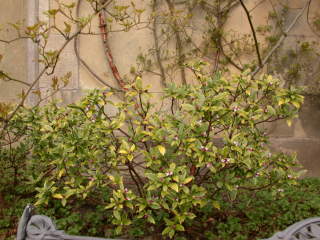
[[7, 64, 304, 239]]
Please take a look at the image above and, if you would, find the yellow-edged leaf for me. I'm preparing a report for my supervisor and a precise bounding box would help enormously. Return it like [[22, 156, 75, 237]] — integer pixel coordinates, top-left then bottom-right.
[[173, 176, 179, 182], [119, 149, 127, 154], [61, 198, 67, 206], [212, 201, 221, 210], [53, 193, 63, 199], [58, 169, 65, 178], [169, 183, 179, 192], [292, 101, 300, 108], [130, 144, 136, 151], [186, 138, 196, 143], [278, 99, 285, 106], [183, 176, 193, 184], [158, 145, 166, 155]]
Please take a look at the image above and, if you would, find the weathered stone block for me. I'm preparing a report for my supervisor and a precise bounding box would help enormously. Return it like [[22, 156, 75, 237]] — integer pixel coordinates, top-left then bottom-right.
[[270, 137, 320, 177]]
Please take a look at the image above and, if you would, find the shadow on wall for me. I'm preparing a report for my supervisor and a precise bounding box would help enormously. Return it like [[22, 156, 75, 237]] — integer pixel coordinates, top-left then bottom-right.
[[300, 95, 320, 138], [268, 95, 320, 177]]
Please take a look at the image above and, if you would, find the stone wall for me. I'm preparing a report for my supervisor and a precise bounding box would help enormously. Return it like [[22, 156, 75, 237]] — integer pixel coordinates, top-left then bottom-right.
[[0, 0, 28, 102]]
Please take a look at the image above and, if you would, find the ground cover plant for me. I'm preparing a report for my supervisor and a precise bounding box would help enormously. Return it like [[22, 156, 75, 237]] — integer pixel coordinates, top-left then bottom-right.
[[2, 177, 320, 239], [0, 66, 305, 239]]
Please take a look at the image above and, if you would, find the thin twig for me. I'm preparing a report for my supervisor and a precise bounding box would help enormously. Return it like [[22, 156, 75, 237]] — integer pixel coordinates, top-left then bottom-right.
[[0, 2, 112, 137], [0, 36, 30, 44], [0, 71, 31, 86]]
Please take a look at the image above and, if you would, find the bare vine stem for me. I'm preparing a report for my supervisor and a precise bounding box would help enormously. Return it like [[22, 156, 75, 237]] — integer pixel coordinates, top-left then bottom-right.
[[152, 0, 167, 88], [98, 8, 127, 90], [251, 1, 309, 76], [306, 0, 320, 38], [74, 0, 119, 90], [165, 0, 187, 85], [239, 0, 263, 67]]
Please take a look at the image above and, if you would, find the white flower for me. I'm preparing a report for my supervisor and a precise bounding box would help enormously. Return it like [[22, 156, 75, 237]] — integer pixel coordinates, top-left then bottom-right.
[[166, 171, 173, 176], [233, 106, 240, 112], [221, 158, 231, 163], [200, 146, 209, 152]]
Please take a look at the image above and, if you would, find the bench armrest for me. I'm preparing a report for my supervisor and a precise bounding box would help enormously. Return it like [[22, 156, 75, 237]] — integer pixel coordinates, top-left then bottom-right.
[[264, 217, 320, 240], [17, 205, 123, 240]]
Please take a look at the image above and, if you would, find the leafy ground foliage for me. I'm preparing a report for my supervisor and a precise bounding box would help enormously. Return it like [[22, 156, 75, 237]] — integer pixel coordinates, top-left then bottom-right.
[[1, 178, 320, 240], [0, 67, 307, 239]]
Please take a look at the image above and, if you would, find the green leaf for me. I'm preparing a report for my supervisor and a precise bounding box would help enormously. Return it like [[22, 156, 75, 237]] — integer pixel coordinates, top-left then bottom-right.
[[150, 202, 161, 209], [229, 190, 238, 201], [176, 224, 185, 231], [267, 105, 276, 115], [243, 158, 252, 168], [61, 198, 67, 207], [147, 184, 159, 191], [183, 176, 193, 184], [292, 101, 300, 108], [158, 145, 166, 155], [47, 9, 59, 16], [147, 215, 156, 224], [105, 203, 115, 209], [278, 98, 285, 106], [119, 111, 126, 122], [169, 229, 175, 238], [58, 169, 65, 178], [169, 183, 179, 192], [187, 213, 196, 219], [115, 226, 122, 235], [162, 226, 171, 235], [182, 104, 195, 111], [64, 22, 71, 33], [119, 149, 128, 154], [52, 193, 63, 199], [127, 154, 134, 161], [173, 176, 179, 182], [113, 210, 121, 220], [212, 201, 220, 210], [138, 204, 146, 212], [169, 163, 176, 170]]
